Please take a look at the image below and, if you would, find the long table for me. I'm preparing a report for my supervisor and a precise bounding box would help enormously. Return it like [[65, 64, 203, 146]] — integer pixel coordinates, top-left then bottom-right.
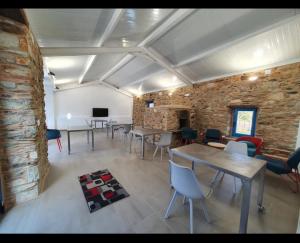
[[170, 143, 266, 233], [129, 128, 165, 159]]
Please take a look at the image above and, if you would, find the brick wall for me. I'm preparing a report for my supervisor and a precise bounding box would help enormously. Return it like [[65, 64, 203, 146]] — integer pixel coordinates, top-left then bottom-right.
[[0, 15, 50, 210], [133, 62, 300, 153]]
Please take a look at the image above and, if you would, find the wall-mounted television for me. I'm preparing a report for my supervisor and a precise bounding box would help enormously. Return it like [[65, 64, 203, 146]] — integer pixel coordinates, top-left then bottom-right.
[[92, 108, 108, 117]]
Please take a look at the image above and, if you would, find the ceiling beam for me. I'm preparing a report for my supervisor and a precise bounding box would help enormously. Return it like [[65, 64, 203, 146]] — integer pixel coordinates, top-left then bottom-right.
[[175, 13, 300, 68], [41, 47, 144, 56], [78, 9, 125, 84], [55, 80, 133, 97], [142, 47, 193, 86], [97, 9, 196, 84]]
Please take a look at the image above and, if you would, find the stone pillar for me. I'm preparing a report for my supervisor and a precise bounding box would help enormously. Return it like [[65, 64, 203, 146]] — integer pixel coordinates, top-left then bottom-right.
[[0, 15, 50, 210]]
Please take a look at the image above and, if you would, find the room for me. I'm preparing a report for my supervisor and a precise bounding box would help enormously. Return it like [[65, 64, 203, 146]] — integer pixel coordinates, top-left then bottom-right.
[[0, 8, 299, 234]]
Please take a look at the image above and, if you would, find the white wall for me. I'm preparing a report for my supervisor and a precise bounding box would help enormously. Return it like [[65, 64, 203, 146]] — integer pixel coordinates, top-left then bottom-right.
[[54, 85, 133, 129], [43, 76, 56, 129]]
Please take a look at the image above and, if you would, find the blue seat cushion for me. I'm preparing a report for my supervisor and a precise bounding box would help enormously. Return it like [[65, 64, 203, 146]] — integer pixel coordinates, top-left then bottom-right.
[[255, 155, 291, 174], [47, 129, 61, 140]]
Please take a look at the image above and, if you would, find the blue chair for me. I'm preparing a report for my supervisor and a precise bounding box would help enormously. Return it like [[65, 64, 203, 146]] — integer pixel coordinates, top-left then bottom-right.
[[181, 127, 197, 144], [255, 147, 300, 192], [203, 129, 221, 144], [47, 129, 62, 152]]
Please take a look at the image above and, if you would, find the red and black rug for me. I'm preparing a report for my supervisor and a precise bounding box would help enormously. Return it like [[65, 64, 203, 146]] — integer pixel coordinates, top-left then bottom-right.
[[78, 169, 129, 213]]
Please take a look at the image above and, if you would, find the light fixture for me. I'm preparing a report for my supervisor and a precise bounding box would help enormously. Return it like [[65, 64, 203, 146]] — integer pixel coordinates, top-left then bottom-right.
[[265, 69, 271, 75], [253, 49, 264, 58], [168, 92, 173, 96], [248, 76, 258, 81], [184, 93, 190, 97], [66, 113, 72, 120], [153, 9, 160, 15]]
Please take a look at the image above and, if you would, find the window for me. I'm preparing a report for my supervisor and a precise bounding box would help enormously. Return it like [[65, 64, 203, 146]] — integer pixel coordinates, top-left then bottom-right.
[[146, 100, 154, 108], [232, 107, 257, 137]]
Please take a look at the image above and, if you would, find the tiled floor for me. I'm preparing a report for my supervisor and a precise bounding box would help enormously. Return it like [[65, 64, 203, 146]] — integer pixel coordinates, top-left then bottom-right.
[[0, 130, 299, 233]]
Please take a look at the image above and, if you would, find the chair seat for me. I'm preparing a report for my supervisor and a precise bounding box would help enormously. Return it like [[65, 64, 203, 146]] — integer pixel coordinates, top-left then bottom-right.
[[255, 155, 291, 174]]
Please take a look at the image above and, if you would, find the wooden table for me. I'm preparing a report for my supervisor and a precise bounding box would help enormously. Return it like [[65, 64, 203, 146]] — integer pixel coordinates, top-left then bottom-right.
[[207, 142, 226, 149], [67, 126, 94, 155], [106, 123, 133, 139], [170, 143, 267, 233], [129, 128, 165, 159]]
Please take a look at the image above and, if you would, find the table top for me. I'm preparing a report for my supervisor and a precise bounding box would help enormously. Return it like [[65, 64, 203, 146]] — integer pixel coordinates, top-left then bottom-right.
[[130, 128, 165, 136], [107, 123, 133, 127], [66, 126, 93, 132], [171, 143, 266, 180], [207, 142, 226, 149]]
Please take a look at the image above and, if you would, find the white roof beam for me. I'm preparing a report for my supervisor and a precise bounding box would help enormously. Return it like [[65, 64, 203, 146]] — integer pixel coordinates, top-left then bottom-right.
[[41, 47, 144, 56], [79, 9, 124, 84], [142, 47, 193, 86], [98, 9, 196, 84], [175, 13, 300, 68]]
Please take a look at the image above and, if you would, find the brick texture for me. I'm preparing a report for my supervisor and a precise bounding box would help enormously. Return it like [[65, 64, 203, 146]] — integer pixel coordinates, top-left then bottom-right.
[[133, 62, 300, 154], [0, 15, 50, 210]]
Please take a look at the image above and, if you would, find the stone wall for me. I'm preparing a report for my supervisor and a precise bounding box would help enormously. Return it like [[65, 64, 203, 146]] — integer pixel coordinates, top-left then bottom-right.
[[0, 15, 50, 210], [133, 62, 300, 153]]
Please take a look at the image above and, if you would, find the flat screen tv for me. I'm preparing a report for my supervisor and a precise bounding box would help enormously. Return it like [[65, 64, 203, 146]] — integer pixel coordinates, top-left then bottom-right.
[[92, 108, 108, 117]]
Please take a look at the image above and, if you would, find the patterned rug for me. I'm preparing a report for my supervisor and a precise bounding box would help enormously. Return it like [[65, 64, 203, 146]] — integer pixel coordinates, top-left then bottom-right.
[[78, 169, 129, 213]]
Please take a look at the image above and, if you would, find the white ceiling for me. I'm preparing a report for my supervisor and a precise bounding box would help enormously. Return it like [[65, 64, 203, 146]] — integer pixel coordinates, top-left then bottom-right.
[[25, 8, 300, 95]]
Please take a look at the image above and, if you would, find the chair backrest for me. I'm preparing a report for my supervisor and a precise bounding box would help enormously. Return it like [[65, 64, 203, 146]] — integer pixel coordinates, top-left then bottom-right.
[[181, 127, 197, 140], [205, 129, 221, 140], [236, 136, 263, 154], [84, 119, 92, 128], [158, 132, 172, 146], [47, 129, 61, 140], [122, 124, 132, 133], [287, 147, 300, 170], [169, 160, 205, 199], [224, 141, 248, 156]]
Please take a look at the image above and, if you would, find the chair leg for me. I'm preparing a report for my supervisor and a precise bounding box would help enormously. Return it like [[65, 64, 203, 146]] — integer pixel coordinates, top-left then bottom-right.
[[164, 191, 178, 219], [153, 146, 159, 159], [188, 198, 194, 234], [161, 147, 163, 160], [56, 138, 61, 152], [182, 195, 187, 205], [199, 199, 211, 223], [210, 170, 221, 186]]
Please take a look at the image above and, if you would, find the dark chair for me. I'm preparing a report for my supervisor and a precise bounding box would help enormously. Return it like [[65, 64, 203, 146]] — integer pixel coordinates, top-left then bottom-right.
[[255, 147, 300, 193], [236, 136, 263, 157], [203, 129, 221, 144], [181, 127, 197, 145], [47, 129, 62, 152]]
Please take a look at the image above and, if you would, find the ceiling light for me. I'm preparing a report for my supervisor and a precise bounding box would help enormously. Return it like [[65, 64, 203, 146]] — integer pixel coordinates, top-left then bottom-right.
[[66, 113, 72, 120], [168, 92, 173, 96], [249, 76, 258, 81], [265, 69, 271, 75], [184, 93, 190, 97], [172, 76, 177, 82], [253, 49, 264, 58], [153, 9, 160, 15]]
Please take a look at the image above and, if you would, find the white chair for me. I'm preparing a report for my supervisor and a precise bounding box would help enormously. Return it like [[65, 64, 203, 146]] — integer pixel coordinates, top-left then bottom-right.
[[211, 141, 248, 193], [164, 160, 211, 234], [119, 124, 132, 142], [153, 132, 172, 160]]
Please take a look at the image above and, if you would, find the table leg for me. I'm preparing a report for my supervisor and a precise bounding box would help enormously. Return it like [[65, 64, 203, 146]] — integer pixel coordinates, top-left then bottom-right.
[[87, 130, 89, 144], [92, 130, 94, 151], [112, 125, 114, 139], [129, 133, 133, 153], [107, 125, 109, 137], [239, 179, 252, 233], [67, 131, 70, 155], [257, 166, 266, 212], [141, 135, 145, 159]]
